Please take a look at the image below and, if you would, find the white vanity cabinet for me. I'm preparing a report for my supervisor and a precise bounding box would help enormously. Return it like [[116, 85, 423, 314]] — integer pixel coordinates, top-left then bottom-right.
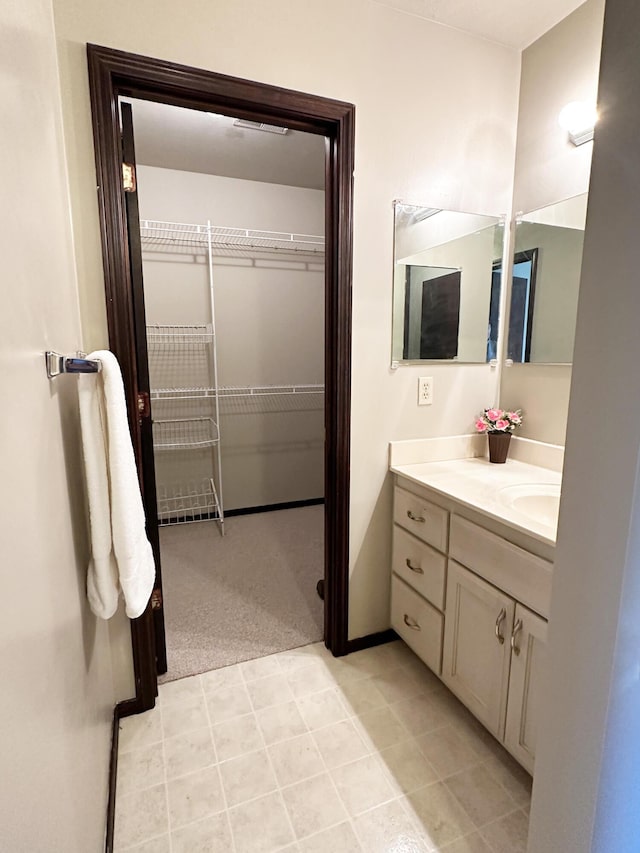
[[391, 475, 553, 775], [442, 560, 515, 740]]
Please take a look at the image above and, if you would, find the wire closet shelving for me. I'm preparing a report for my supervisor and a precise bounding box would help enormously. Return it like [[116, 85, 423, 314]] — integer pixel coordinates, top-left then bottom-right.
[[141, 219, 326, 529]]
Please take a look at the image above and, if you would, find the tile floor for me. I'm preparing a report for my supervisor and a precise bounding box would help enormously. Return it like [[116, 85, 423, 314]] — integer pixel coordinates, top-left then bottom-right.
[[115, 641, 532, 852]]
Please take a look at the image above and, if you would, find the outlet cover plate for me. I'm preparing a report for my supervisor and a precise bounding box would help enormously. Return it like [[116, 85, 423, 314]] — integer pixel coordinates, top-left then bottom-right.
[[418, 376, 433, 406]]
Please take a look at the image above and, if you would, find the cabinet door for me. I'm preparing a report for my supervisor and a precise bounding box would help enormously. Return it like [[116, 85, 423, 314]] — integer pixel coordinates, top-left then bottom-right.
[[504, 603, 548, 774], [442, 560, 515, 739]]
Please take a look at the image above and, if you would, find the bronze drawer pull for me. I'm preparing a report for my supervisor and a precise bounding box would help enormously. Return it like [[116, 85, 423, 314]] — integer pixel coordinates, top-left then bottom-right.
[[511, 619, 523, 656], [405, 559, 424, 574], [407, 510, 426, 523], [403, 614, 421, 630], [495, 608, 507, 645]]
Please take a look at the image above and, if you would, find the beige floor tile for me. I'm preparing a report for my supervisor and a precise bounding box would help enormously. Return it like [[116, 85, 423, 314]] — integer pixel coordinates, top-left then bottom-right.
[[117, 744, 165, 795], [287, 661, 336, 698], [398, 656, 442, 692], [379, 739, 439, 794], [382, 640, 419, 668], [297, 688, 348, 730], [479, 809, 530, 853], [211, 712, 264, 761], [416, 727, 483, 778], [268, 733, 325, 787], [345, 646, 396, 678], [311, 719, 369, 769], [241, 653, 282, 682], [339, 677, 388, 715], [391, 693, 448, 737], [355, 704, 409, 751], [353, 798, 431, 853], [483, 753, 532, 807], [405, 782, 476, 848], [201, 663, 243, 693], [158, 674, 202, 706], [218, 748, 278, 807], [247, 673, 295, 711], [120, 834, 170, 852], [440, 831, 494, 853], [171, 811, 233, 853], [205, 682, 252, 724], [256, 700, 308, 745], [276, 644, 329, 674], [281, 772, 348, 839], [228, 791, 295, 853], [119, 708, 163, 754], [445, 765, 517, 828], [161, 694, 209, 740], [167, 765, 225, 829], [297, 821, 362, 853], [164, 727, 216, 780], [331, 754, 398, 816], [114, 784, 168, 850], [324, 655, 375, 686], [373, 668, 425, 704]]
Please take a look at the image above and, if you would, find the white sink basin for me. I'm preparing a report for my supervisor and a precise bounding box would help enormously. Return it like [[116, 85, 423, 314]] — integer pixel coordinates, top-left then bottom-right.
[[498, 483, 561, 527]]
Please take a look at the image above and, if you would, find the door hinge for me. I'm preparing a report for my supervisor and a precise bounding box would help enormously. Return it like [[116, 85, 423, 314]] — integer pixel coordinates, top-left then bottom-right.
[[122, 162, 136, 192], [137, 391, 151, 418], [151, 588, 163, 610]]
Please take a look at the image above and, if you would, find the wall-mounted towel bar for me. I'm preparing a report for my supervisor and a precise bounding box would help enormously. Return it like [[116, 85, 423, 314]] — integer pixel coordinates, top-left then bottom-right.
[[46, 351, 102, 379]]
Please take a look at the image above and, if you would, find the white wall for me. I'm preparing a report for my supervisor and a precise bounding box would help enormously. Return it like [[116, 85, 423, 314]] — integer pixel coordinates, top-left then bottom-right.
[[501, 0, 604, 445], [137, 165, 325, 510], [0, 1, 118, 849], [528, 1, 640, 848], [52, 0, 520, 640]]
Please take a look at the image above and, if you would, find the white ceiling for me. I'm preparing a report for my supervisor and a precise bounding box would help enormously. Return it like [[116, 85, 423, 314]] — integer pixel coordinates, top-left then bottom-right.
[[127, 99, 326, 190], [371, 0, 587, 49], [127, 2, 587, 188]]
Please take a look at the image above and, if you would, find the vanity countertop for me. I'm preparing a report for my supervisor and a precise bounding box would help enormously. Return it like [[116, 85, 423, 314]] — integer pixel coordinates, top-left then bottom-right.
[[391, 457, 561, 546]]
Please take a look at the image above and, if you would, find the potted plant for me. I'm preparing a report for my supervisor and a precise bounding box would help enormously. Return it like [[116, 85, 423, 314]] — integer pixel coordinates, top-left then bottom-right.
[[475, 408, 523, 463]]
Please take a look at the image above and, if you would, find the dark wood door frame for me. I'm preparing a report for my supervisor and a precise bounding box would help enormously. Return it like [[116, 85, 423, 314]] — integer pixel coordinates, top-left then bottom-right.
[[87, 44, 354, 714]]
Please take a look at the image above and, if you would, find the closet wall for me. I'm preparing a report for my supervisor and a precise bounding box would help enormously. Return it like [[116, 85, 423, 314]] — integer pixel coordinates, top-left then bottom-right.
[[137, 164, 325, 511]]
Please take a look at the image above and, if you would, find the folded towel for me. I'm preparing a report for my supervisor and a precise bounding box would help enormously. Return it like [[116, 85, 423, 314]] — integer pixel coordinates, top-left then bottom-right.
[[78, 350, 155, 619]]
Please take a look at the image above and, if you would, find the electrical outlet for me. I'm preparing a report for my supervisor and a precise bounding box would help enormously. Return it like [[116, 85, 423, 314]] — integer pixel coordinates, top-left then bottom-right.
[[418, 376, 433, 406]]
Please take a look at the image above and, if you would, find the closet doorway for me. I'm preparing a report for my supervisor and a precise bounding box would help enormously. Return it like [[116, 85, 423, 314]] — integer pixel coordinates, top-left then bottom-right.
[[88, 46, 354, 712], [127, 96, 327, 681]]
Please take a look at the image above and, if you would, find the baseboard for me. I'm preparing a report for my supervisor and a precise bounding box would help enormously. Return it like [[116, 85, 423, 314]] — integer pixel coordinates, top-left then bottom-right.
[[226, 497, 324, 518], [344, 628, 398, 654], [105, 704, 123, 853]]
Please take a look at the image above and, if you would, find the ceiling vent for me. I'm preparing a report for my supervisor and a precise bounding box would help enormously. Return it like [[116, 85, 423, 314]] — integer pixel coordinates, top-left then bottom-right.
[[233, 119, 289, 135]]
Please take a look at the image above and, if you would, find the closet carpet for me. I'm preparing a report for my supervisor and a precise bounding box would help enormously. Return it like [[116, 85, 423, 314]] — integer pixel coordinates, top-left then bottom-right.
[[158, 505, 324, 682]]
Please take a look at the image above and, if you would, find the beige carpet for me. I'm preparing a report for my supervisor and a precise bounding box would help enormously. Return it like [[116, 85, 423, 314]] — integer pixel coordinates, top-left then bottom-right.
[[158, 505, 324, 682]]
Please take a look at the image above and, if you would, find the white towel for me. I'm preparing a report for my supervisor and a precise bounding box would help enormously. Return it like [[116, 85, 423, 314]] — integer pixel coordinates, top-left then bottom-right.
[[78, 350, 155, 619]]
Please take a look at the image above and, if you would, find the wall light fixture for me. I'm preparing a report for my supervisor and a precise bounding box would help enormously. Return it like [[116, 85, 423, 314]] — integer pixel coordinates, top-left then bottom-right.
[[558, 101, 598, 146]]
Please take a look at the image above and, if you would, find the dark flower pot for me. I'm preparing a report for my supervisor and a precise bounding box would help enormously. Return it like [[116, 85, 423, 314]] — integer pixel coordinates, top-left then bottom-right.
[[488, 432, 511, 464]]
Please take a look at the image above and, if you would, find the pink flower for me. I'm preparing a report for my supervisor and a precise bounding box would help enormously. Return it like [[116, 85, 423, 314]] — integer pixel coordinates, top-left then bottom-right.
[[507, 411, 522, 424], [495, 419, 510, 431], [475, 419, 488, 432], [486, 409, 503, 421]]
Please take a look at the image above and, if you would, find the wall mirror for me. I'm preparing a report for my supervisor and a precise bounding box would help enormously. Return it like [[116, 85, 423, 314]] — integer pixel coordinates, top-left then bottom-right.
[[392, 202, 505, 364], [501, 193, 587, 364]]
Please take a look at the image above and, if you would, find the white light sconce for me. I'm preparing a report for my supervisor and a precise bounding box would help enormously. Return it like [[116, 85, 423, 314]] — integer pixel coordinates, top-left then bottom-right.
[[558, 101, 598, 146]]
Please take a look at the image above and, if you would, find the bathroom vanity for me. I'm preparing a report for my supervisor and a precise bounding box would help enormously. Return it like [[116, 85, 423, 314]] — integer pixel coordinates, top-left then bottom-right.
[[389, 452, 560, 774]]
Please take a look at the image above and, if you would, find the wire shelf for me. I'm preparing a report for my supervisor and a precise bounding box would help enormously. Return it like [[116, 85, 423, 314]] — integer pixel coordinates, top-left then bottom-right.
[[147, 324, 214, 345], [151, 387, 218, 402], [218, 384, 325, 398], [140, 219, 325, 257], [153, 417, 220, 450], [157, 478, 222, 525]]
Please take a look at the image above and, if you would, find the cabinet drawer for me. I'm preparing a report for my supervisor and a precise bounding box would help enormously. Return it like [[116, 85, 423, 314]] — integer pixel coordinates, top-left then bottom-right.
[[392, 525, 446, 610], [394, 486, 448, 552], [391, 575, 443, 675], [449, 514, 553, 619]]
